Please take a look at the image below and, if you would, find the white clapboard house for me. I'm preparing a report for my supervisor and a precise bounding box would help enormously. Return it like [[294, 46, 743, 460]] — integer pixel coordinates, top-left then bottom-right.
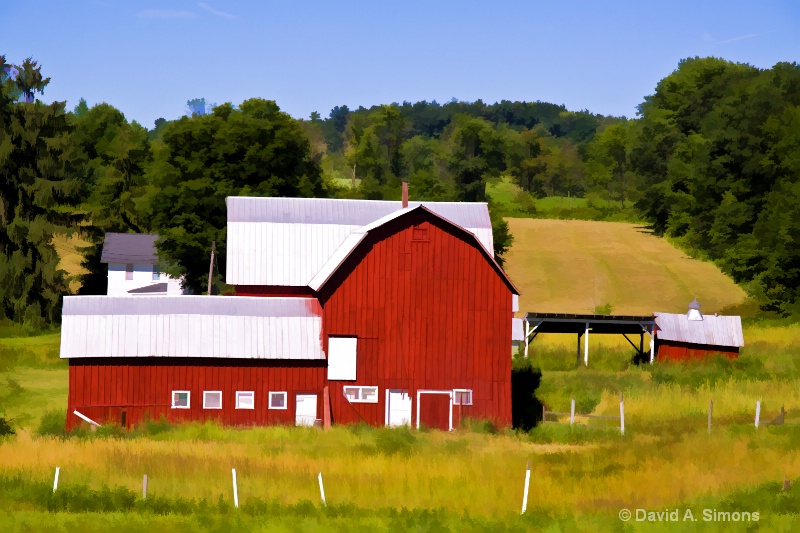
[[101, 233, 185, 296]]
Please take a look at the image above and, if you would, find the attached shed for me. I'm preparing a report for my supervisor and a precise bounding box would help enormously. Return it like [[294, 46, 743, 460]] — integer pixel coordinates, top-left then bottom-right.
[[61, 296, 326, 430], [654, 300, 744, 361]]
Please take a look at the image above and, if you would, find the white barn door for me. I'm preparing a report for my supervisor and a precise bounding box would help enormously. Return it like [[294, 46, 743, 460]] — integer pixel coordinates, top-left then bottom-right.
[[385, 390, 412, 427], [295, 394, 318, 426]]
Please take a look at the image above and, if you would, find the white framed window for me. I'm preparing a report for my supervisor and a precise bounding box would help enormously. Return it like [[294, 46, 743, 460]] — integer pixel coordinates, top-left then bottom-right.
[[343, 386, 379, 403], [236, 391, 254, 410], [327, 336, 357, 381], [152, 265, 161, 281], [125, 263, 134, 280], [269, 391, 287, 410], [203, 391, 222, 409], [453, 389, 473, 406], [172, 390, 190, 409]]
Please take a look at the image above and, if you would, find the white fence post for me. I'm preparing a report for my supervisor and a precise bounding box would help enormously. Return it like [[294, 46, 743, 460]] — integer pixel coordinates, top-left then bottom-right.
[[53, 467, 60, 492], [232, 468, 239, 508], [619, 393, 625, 435], [755, 401, 761, 429], [521, 460, 531, 514], [570, 398, 575, 425], [142, 474, 148, 500], [318, 472, 327, 506]]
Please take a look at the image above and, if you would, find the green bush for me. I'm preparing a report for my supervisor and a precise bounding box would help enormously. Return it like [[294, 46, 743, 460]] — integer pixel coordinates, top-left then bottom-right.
[[36, 409, 66, 438], [459, 417, 499, 435], [650, 353, 772, 389], [373, 426, 417, 456], [0, 417, 14, 438]]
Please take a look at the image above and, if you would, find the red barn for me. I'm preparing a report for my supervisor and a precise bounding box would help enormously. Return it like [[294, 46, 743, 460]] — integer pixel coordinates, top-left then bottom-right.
[[654, 300, 744, 362], [61, 192, 519, 431]]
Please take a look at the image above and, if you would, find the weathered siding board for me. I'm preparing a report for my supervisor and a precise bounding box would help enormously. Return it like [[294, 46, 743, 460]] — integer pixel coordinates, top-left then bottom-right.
[[66, 358, 326, 430], [321, 211, 513, 428], [657, 341, 739, 362]]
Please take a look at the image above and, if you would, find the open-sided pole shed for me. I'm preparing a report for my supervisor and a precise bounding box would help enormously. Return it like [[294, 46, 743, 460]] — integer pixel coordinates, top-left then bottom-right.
[[522, 312, 657, 367]]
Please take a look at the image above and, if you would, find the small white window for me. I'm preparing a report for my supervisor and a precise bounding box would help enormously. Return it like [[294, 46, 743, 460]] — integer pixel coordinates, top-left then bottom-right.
[[343, 386, 379, 403], [236, 391, 254, 410], [328, 337, 357, 381], [453, 389, 473, 406], [172, 390, 190, 409], [269, 391, 287, 410], [203, 391, 222, 409], [152, 266, 161, 281]]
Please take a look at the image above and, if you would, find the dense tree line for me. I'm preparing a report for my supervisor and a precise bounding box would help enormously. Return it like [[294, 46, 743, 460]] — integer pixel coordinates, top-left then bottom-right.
[[629, 57, 800, 315], [1, 55, 798, 325], [303, 59, 800, 314]]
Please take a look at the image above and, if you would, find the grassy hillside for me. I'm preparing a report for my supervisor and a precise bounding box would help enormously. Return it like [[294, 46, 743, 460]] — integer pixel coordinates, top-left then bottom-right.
[[503, 218, 748, 317], [52, 233, 90, 293]]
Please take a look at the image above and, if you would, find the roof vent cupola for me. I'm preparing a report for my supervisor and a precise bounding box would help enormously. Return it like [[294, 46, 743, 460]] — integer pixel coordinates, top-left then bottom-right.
[[687, 298, 703, 321]]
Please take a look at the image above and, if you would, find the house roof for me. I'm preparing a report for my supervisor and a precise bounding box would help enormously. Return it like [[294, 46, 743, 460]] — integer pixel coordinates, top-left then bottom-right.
[[60, 296, 325, 360], [654, 312, 744, 348], [100, 233, 159, 265], [225, 197, 495, 287], [307, 205, 519, 294]]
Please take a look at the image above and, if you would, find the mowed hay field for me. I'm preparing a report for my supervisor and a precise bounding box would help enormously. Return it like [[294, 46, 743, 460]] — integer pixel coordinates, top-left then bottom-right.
[[503, 218, 747, 317], [52, 233, 90, 293]]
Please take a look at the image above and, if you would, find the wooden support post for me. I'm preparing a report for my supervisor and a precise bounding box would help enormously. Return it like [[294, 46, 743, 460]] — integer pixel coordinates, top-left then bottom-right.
[[142, 474, 148, 500], [570, 398, 575, 425], [322, 386, 332, 429], [207, 241, 216, 296], [318, 472, 327, 506], [619, 392, 625, 435], [755, 401, 761, 429], [576, 333, 582, 367], [524, 320, 530, 358], [232, 468, 239, 508], [708, 399, 713, 434], [53, 466, 60, 492], [639, 332, 644, 360], [521, 460, 531, 514], [584, 323, 590, 367]]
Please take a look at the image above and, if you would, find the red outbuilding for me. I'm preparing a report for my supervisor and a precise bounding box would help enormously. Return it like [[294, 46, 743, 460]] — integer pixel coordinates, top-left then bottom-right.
[[654, 299, 744, 362], [62, 189, 519, 431]]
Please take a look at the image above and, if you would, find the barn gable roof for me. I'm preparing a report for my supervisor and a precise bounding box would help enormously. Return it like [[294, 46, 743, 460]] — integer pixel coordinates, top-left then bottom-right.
[[654, 312, 744, 348], [60, 296, 325, 360], [308, 205, 519, 294], [100, 233, 159, 265], [225, 197, 494, 287]]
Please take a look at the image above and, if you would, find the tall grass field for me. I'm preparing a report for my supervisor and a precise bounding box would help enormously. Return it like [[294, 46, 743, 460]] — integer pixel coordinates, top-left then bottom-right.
[[1, 218, 797, 531]]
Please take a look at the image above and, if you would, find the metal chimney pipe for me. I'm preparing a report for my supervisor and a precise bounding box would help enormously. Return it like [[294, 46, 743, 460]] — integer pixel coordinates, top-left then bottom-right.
[[402, 181, 409, 208]]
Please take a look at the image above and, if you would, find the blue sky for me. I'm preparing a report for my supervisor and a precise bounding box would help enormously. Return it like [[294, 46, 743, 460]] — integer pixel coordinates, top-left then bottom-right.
[[2, 1, 798, 129]]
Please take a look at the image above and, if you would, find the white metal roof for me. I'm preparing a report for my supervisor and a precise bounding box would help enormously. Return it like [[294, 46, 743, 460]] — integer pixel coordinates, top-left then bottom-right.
[[654, 312, 744, 348], [60, 296, 325, 360], [225, 197, 495, 287], [306, 205, 506, 292]]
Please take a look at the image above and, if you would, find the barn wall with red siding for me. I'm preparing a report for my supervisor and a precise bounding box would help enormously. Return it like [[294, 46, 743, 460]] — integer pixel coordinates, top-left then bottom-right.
[[319, 210, 514, 429], [656, 341, 739, 363], [66, 358, 325, 430]]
